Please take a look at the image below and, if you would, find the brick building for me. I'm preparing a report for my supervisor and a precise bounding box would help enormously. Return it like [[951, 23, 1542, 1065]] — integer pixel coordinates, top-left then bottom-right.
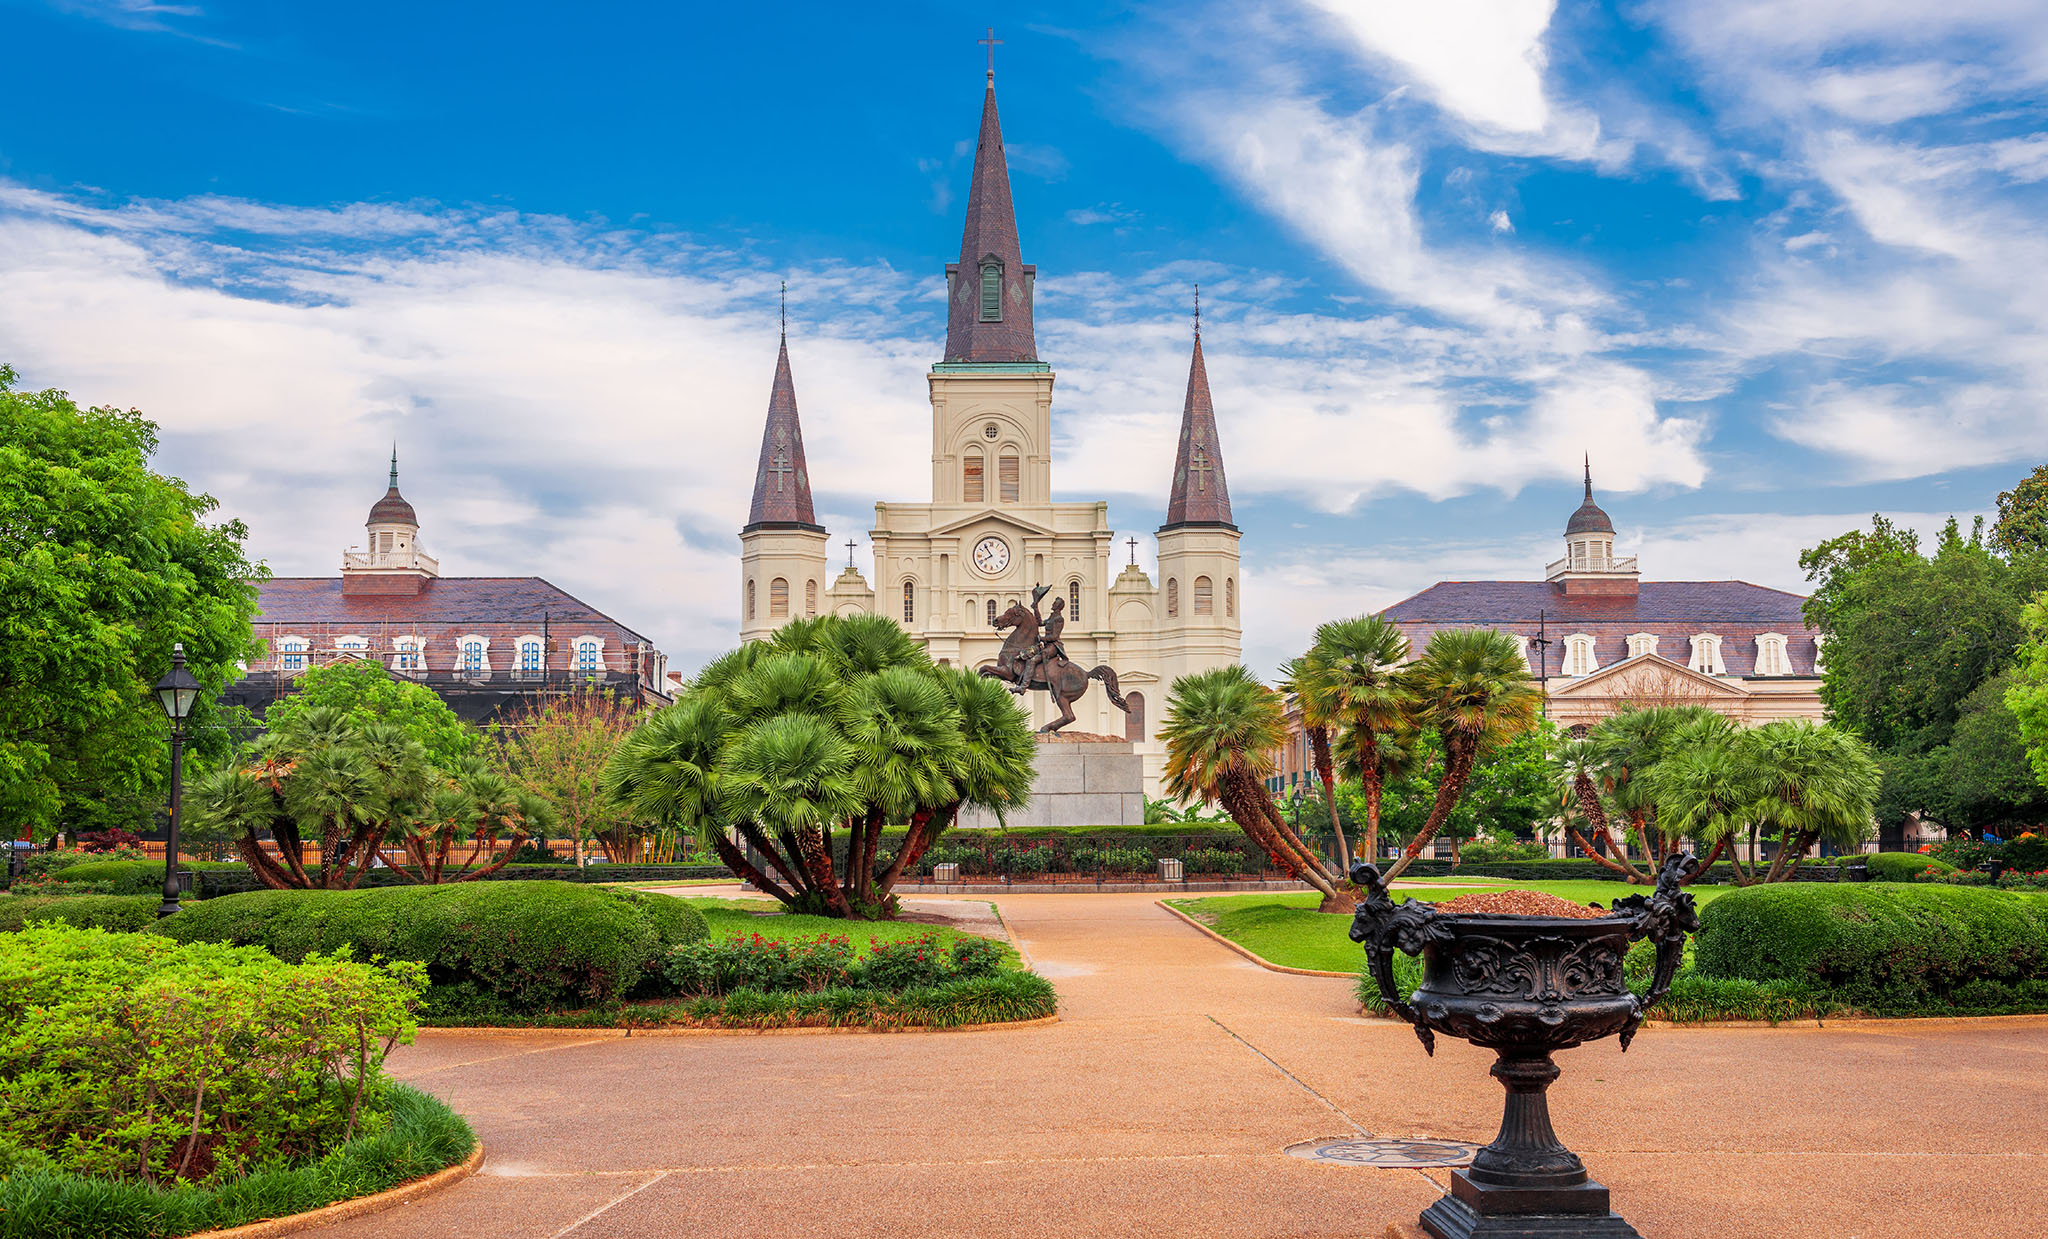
[[225, 453, 672, 726]]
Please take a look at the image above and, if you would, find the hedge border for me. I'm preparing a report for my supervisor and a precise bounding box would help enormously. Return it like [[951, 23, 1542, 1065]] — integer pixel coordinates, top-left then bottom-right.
[[187, 1140, 484, 1239]]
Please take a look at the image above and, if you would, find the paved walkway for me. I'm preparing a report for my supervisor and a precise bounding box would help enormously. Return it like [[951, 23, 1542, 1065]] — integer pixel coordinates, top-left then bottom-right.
[[330, 893, 2048, 1239]]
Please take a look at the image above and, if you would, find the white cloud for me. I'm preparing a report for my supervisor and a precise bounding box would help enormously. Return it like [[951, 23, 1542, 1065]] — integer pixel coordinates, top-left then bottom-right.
[[1488, 209, 1514, 234]]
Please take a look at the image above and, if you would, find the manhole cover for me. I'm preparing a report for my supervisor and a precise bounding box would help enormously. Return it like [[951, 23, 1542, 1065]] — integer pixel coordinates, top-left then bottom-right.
[[1284, 1137, 1480, 1168]]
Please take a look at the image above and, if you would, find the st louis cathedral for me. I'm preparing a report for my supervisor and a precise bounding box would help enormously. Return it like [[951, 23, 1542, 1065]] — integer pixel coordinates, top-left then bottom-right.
[[737, 61, 1242, 795]]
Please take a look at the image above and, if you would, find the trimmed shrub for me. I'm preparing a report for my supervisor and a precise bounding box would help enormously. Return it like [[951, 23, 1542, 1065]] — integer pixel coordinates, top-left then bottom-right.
[[0, 895, 161, 933], [43, 859, 240, 896], [156, 882, 708, 1016], [17, 851, 92, 878], [665, 971, 1055, 1030], [1693, 883, 2048, 1014], [0, 924, 424, 1184], [6, 876, 118, 897], [2002, 833, 2048, 873], [1862, 852, 1956, 882]]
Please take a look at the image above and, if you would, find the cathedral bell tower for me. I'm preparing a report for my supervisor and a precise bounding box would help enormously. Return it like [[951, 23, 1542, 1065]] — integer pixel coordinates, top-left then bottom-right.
[[1153, 301, 1243, 691], [738, 312, 829, 640]]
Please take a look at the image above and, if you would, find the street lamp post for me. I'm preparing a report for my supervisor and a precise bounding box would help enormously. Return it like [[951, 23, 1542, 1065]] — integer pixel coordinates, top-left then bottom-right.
[[152, 643, 201, 918]]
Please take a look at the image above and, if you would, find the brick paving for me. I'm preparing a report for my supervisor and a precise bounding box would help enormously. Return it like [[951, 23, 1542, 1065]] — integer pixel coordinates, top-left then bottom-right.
[[325, 892, 2048, 1239]]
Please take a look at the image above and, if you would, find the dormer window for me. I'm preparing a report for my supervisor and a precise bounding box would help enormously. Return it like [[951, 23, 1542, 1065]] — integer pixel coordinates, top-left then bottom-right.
[[979, 260, 1003, 322], [1689, 633, 1725, 676], [277, 637, 307, 672], [1813, 634, 1829, 675], [1563, 634, 1598, 677], [574, 637, 603, 672], [1625, 632, 1658, 660], [1754, 633, 1791, 677]]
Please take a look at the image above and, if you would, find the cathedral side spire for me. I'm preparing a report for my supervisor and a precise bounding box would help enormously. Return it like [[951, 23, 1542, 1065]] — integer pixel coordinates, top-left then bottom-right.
[[743, 331, 822, 532], [1159, 309, 1235, 531], [942, 48, 1037, 364]]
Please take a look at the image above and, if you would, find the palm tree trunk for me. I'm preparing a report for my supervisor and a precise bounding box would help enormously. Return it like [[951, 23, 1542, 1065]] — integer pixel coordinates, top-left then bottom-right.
[[1237, 778, 1340, 903], [1310, 726, 1350, 870], [454, 830, 530, 882], [708, 832, 799, 910], [1379, 736, 1477, 883], [796, 826, 854, 917], [1572, 773, 1646, 882], [858, 808, 885, 904], [874, 806, 942, 900], [1685, 836, 1726, 883], [235, 831, 297, 889], [1360, 732, 1383, 863], [733, 822, 805, 896]]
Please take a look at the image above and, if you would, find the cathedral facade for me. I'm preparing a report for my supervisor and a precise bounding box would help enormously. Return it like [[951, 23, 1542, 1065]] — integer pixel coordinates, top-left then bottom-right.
[[737, 65, 1242, 796]]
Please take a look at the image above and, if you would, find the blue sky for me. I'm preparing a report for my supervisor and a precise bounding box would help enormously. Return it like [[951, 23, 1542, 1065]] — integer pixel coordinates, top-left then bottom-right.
[[3, 0, 2044, 675]]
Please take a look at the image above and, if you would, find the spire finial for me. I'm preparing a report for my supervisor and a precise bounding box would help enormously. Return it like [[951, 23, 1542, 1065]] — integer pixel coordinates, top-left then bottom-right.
[[1583, 452, 1592, 499], [979, 26, 1001, 82], [389, 443, 398, 489], [1193, 284, 1200, 339], [780, 280, 787, 341]]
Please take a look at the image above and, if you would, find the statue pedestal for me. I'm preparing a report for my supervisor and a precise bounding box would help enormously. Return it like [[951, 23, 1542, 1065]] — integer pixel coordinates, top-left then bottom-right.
[[956, 734, 1145, 829]]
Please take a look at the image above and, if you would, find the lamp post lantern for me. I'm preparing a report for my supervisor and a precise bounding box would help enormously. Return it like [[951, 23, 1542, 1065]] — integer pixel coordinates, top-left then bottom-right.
[[152, 642, 201, 918]]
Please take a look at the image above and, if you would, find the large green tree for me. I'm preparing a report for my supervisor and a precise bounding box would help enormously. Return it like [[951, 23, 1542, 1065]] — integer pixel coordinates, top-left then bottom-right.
[[262, 660, 478, 770], [1993, 463, 2048, 557], [2008, 595, 2048, 795], [0, 366, 261, 840], [1801, 510, 2048, 835]]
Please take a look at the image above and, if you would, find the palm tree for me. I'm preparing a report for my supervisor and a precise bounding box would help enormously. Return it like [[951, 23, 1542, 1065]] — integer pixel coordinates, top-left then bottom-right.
[[723, 713, 865, 916], [1161, 665, 1348, 911], [874, 668, 1037, 893], [1552, 736, 1647, 882], [1379, 629, 1540, 882], [1586, 706, 1721, 868], [1277, 655, 1349, 869], [842, 666, 965, 904], [1638, 737, 1763, 884], [1742, 720, 1881, 881], [1308, 615, 1412, 865]]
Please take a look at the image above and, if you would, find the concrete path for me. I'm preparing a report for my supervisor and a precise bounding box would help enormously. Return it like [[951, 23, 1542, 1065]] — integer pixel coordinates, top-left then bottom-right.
[[332, 893, 2048, 1239]]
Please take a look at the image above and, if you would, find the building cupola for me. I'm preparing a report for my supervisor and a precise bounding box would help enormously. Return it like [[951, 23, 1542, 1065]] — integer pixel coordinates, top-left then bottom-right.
[[1547, 455, 1636, 597], [343, 447, 439, 595]]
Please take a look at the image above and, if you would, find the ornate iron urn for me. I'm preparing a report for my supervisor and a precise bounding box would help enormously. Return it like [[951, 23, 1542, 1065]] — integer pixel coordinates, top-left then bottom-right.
[[1349, 855, 1699, 1239]]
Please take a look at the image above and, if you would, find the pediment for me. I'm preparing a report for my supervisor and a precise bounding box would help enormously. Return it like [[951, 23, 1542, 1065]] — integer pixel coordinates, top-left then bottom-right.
[[1549, 653, 1747, 699], [927, 510, 1058, 538]]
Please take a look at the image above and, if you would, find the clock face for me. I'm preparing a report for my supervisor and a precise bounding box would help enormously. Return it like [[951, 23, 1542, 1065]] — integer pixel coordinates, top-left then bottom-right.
[[972, 535, 1011, 576]]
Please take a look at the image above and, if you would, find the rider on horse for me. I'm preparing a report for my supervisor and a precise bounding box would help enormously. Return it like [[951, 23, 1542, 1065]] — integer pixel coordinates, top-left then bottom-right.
[[1013, 587, 1069, 694]]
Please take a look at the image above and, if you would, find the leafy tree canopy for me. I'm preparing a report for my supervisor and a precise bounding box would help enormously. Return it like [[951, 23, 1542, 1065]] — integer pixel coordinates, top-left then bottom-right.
[[0, 365, 261, 839], [1993, 463, 2048, 557], [262, 660, 478, 769], [2009, 595, 2048, 798]]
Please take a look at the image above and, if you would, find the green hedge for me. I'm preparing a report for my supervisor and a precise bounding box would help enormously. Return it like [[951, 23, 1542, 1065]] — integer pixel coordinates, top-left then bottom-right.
[[1694, 884, 2048, 1014], [155, 882, 708, 1016], [1862, 853, 1956, 882], [442, 970, 1060, 1030], [24, 859, 240, 895], [0, 1084, 472, 1239], [189, 862, 730, 898], [0, 895, 161, 932]]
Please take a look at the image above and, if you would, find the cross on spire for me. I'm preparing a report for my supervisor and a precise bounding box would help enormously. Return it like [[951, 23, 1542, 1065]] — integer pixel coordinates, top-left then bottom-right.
[[767, 446, 793, 493], [979, 26, 1001, 80], [1189, 446, 1213, 493], [846, 540, 857, 570], [1126, 537, 1138, 566]]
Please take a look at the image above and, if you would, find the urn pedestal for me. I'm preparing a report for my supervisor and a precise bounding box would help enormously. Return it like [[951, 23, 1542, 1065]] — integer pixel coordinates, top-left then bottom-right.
[[1349, 856, 1700, 1239]]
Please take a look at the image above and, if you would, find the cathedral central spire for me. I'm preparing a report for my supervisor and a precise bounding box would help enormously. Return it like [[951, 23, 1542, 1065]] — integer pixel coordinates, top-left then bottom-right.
[[943, 56, 1037, 364]]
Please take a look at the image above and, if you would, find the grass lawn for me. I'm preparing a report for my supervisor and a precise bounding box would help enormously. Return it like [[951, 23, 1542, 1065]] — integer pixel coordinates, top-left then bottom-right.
[[603, 878, 742, 889], [677, 898, 1022, 968], [1166, 880, 1741, 973]]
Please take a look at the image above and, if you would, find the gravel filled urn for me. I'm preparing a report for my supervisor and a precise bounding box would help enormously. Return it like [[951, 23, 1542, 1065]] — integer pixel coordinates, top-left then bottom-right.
[[1349, 855, 1699, 1239]]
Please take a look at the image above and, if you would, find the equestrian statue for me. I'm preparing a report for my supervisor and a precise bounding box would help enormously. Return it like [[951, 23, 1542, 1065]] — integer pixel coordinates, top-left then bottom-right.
[[982, 585, 1129, 734]]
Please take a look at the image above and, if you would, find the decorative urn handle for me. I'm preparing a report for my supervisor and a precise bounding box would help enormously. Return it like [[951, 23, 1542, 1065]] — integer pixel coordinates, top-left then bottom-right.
[[1610, 852, 1702, 1048], [1347, 860, 1442, 1054]]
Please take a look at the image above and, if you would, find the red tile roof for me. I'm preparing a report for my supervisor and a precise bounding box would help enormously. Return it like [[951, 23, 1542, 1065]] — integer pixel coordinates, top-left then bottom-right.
[[255, 577, 650, 643]]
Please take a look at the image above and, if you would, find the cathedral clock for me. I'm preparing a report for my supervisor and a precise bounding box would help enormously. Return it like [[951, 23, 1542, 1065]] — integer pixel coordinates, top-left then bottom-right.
[[971, 535, 1011, 576]]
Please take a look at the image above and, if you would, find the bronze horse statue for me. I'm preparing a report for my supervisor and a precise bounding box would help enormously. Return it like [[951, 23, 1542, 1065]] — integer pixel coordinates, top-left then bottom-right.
[[982, 600, 1129, 734]]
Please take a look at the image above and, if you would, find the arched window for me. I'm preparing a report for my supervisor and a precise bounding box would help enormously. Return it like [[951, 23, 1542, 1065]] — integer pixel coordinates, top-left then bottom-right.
[[979, 260, 1003, 322], [461, 639, 485, 674], [1563, 634, 1598, 677], [277, 637, 306, 672], [902, 582, 915, 624], [1193, 576, 1214, 615], [1124, 691, 1147, 743], [805, 580, 817, 617], [1753, 633, 1790, 677], [1068, 580, 1081, 623], [1625, 632, 1658, 660], [770, 577, 789, 619], [1689, 633, 1724, 676], [963, 451, 984, 503], [1225, 578, 1235, 618], [746, 580, 756, 621], [575, 638, 601, 671], [986, 598, 997, 625], [519, 638, 542, 676], [999, 453, 1019, 503], [1166, 578, 1179, 617]]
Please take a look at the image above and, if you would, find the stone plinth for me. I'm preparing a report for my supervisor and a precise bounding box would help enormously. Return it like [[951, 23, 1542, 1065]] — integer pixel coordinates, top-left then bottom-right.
[[956, 734, 1145, 829]]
